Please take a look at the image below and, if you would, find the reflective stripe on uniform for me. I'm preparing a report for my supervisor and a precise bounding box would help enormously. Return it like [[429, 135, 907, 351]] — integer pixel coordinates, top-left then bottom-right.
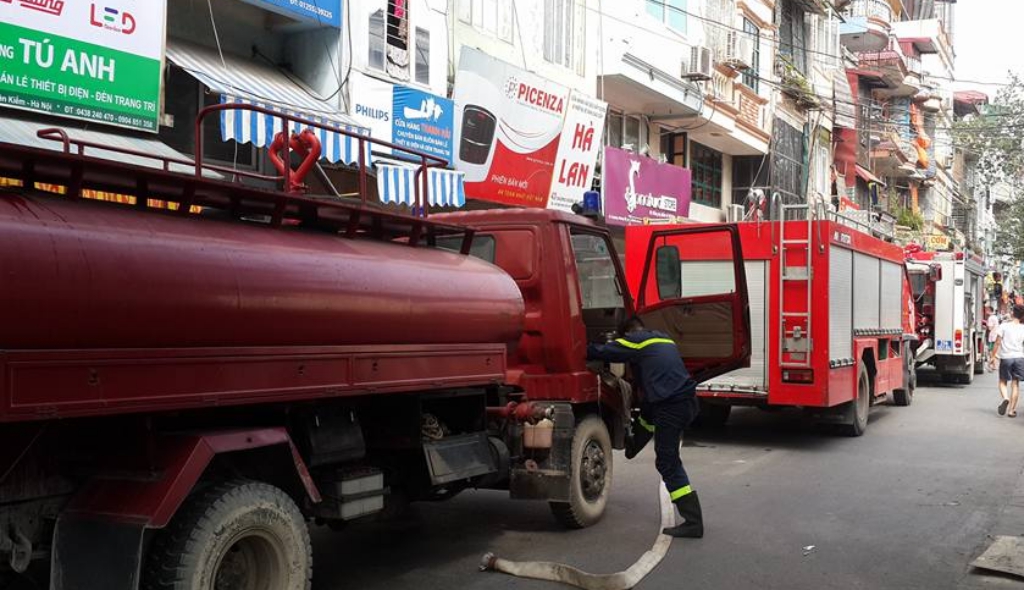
[[670, 485, 693, 501], [614, 337, 676, 350], [638, 416, 656, 433]]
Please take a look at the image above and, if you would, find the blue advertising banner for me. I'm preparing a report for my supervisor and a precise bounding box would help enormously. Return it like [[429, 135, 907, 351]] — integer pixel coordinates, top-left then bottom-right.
[[241, 0, 341, 28], [392, 85, 454, 164]]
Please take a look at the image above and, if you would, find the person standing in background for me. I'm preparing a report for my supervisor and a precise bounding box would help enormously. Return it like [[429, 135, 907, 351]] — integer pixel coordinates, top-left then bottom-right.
[[990, 305, 1024, 418], [987, 306, 1001, 372]]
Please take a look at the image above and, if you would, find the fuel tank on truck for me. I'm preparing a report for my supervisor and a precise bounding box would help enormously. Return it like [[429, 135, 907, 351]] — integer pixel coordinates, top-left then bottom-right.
[[0, 193, 525, 349]]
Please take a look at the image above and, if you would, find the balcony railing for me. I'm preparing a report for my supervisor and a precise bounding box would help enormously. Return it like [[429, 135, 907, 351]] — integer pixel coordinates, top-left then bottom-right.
[[843, 0, 894, 24]]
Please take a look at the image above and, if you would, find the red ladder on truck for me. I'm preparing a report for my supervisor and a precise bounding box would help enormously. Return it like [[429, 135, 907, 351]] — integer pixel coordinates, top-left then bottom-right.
[[778, 201, 814, 370]]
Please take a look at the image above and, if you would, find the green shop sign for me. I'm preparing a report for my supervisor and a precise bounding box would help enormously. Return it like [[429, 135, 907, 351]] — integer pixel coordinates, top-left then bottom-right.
[[0, 0, 167, 132]]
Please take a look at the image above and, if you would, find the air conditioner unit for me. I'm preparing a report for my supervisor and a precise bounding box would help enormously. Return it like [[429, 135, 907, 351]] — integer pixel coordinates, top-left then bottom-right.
[[724, 31, 755, 71], [683, 45, 713, 81], [727, 204, 746, 222]]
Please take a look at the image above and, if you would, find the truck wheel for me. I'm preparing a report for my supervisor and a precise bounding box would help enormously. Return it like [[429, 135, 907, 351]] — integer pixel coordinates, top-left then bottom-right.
[[549, 415, 612, 529], [695, 401, 731, 428], [143, 480, 312, 590], [974, 343, 986, 375], [893, 347, 915, 407], [839, 365, 870, 437]]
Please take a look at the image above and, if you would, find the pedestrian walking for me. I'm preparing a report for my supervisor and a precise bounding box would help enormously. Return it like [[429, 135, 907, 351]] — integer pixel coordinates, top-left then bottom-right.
[[587, 316, 703, 538], [989, 304, 1024, 417], [987, 306, 1001, 371]]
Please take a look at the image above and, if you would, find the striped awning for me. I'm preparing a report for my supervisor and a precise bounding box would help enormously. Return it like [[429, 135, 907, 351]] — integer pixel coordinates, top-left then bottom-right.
[[376, 164, 466, 208], [166, 39, 370, 166], [219, 96, 370, 166]]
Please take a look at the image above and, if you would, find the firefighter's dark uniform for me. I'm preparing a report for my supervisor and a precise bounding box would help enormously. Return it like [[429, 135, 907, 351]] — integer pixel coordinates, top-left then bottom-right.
[[587, 329, 704, 538]]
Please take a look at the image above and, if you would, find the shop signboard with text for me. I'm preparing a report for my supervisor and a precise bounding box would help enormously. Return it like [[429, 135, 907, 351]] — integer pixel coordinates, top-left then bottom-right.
[[350, 73, 454, 164], [0, 0, 167, 131], [452, 47, 606, 208], [239, 0, 341, 28], [603, 146, 691, 226], [548, 92, 607, 212]]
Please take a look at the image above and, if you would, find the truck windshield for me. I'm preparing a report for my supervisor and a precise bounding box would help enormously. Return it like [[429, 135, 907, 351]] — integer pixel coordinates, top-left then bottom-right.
[[570, 232, 622, 309]]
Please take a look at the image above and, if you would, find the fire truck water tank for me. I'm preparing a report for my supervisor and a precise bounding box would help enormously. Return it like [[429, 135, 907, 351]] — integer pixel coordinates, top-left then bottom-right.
[[0, 193, 525, 349]]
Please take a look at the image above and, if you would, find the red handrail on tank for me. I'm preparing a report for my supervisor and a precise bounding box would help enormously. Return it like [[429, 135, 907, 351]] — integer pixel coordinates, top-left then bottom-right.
[[36, 105, 451, 216]]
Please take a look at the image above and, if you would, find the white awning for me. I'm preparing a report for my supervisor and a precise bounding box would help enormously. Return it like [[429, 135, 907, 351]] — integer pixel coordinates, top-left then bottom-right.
[[166, 40, 370, 166], [376, 164, 466, 208]]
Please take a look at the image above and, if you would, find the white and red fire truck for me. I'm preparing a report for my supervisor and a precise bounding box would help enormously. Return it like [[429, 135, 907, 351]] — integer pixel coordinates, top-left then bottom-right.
[[626, 205, 917, 436], [905, 247, 986, 383]]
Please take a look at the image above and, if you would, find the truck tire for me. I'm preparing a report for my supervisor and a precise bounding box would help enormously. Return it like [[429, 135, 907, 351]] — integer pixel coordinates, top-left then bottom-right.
[[694, 401, 731, 428], [549, 415, 612, 529], [143, 480, 312, 590], [974, 341, 986, 375], [838, 365, 870, 437], [893, 346, 915, 407]]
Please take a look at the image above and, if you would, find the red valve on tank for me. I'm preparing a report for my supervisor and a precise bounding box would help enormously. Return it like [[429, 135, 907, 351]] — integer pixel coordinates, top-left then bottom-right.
[[268, 129, 323, 195]]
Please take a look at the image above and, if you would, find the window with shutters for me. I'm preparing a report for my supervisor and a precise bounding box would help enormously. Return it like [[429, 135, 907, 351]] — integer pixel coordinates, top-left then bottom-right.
[[605, 111, 646, 150], [691, 141, 724, 208], [770, 118, 806, 206], [415, 28, 430, 84], [740, 18, 760, 91], [458, 0, 514, 42], [778, 0, 807, 75], [544, 0, 578, 69], [369, 2, 410, 79]]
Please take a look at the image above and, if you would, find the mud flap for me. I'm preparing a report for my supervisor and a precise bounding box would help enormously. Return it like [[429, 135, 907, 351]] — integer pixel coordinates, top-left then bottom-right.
[[509, 404, 574, 501], [50, 515, 145, 590]]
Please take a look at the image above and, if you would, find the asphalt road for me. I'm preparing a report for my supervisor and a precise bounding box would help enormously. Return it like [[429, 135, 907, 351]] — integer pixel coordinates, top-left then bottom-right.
[[311, 370, 1024, 590]]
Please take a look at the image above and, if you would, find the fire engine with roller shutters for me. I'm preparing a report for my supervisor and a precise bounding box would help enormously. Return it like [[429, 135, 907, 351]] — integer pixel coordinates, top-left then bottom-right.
[[905, 248, 986, 384], [627, 202, 917, 435]]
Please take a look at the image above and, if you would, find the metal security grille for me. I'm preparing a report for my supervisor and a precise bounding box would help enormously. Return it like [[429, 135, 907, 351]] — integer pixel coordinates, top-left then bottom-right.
[[880, 261, 903, 330], [830, 247, 854, 360], [853, 251, 881, 331], [704, 260, 769, 392]]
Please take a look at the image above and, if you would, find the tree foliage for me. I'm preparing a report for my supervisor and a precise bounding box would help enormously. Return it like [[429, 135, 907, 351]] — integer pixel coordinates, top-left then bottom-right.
[[955, 73, 1024, 261], [954, 73, 1024, 188]]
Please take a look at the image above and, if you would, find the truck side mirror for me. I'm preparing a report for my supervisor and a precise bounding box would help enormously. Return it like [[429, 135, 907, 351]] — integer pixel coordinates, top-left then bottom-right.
[[656, 245, 682, 300], [929, 264, 942, 282]]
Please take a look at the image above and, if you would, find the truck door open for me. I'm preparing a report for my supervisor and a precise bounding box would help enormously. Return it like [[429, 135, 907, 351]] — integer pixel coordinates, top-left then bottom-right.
[[635, 226, 751, 383]]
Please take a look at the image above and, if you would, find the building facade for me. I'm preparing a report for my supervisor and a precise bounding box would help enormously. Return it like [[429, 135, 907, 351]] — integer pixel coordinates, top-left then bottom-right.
[[0, 0, 991, 258]]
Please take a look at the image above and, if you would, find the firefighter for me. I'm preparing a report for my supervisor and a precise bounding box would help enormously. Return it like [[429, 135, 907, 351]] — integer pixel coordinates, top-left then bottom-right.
[[587, 316, 703, 538]]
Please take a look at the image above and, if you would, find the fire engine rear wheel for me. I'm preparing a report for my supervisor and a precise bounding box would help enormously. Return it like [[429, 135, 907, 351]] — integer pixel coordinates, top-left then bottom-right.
[[893, 347, 915, 407], [839, 365, 870, 437], [143, 480, 312, 590], [549, 415, 612, 529]]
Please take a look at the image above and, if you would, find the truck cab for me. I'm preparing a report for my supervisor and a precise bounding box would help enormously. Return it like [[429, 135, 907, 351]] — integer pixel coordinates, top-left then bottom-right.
[[437, 210, 750, 525]]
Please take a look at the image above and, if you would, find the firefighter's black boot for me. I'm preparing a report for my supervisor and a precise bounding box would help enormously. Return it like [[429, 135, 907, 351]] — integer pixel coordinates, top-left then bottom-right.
[[662, 491, 704, 538], [624, 417, 654, 460]]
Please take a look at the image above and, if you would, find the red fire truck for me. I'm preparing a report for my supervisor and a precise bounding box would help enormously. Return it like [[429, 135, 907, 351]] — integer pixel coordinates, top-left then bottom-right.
[[626, 205, 917, 435], [905, 249, 987, 383], [0, 106, 750, 589]]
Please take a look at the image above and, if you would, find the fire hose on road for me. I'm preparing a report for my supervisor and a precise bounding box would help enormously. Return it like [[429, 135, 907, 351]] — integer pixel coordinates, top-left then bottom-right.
[[479, 487, 675, 590]]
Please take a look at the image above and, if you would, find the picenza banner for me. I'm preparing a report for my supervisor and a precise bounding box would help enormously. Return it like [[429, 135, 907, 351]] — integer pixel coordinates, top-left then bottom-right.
[[0, 0, 167, 132]]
